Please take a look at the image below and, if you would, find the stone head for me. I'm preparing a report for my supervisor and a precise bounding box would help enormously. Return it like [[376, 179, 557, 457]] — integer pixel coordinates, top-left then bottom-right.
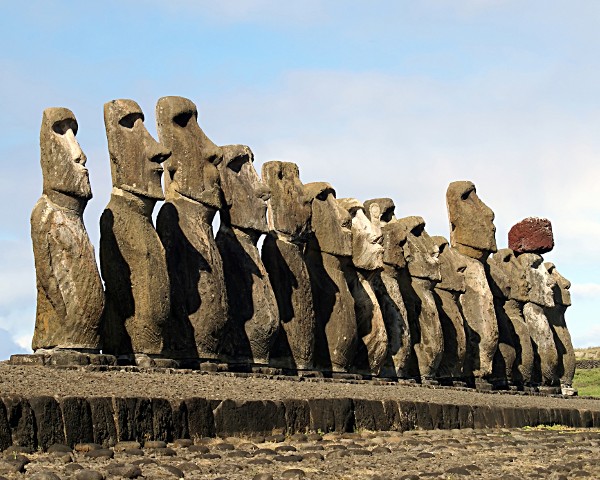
[[217, 145, 270, 233], [381, 220, 407, 269], [304, 182, 352, 257], [486, 248, 529, 301], [338, 198, 384, 271], [396, 216, 441, 282], [40, 107, 91, 201], [155, 96, 223, 209], [446, 180, 497, 261], [262, 161, 311, 240], [545, 262, 572, 307], [104, 99, 171, 201], [518, 253, 556, 307], [431, 236, 467, 293], [364, 198, 396, 227]]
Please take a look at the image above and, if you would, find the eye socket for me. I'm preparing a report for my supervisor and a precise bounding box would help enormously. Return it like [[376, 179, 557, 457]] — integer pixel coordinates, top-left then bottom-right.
[[119, 112, 144, 129], [411, 224, 424, 236], [52, 119, 78, 135], [227, 156, 247, 173], [316, 191, 328, 201], [173, 111, 195, 128], [381, 210, 394, 222], [461, 190, 471, 201]]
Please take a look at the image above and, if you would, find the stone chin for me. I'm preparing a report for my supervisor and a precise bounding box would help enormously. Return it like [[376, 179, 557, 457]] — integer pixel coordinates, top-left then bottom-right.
[[121, 182, 165, 202]]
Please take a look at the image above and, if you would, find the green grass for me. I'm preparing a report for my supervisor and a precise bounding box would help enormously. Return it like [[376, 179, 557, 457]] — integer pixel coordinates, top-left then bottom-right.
[[573, 367, 600, 397]]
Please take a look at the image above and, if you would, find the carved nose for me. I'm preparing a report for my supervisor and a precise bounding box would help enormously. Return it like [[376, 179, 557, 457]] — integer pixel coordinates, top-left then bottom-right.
[[146, 137, 171, 164], [258, 185, 271, 201]]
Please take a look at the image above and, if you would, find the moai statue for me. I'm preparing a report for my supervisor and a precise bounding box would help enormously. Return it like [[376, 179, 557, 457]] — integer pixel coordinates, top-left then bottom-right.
[[364, 199, 412, 379], [100, 99, 171, 361], [304, 182, 357, 373], [519, 253, 559, 388], [430, 236, 468, 384], [544, 262, 576, 394], [215, 147, 279, 367], [487, 249, 534, 387], [261, 161, 315, 371], [395, 216, 443, 382], [31, 108, 104, 352], [338, 198, 387, 376], [155, 96, 232, 365], [446, 180, 499, 385]]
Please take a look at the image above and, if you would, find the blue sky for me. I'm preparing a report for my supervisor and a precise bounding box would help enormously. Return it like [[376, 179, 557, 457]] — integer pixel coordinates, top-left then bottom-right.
[[1, 0, 599, 358]]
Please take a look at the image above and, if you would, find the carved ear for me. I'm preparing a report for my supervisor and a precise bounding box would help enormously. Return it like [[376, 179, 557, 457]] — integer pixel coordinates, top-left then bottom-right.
[[369, 203, 381, 229]]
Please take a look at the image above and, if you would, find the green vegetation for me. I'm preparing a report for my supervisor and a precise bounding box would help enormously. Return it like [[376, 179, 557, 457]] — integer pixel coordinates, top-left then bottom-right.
[[573, 367, 600, 397]]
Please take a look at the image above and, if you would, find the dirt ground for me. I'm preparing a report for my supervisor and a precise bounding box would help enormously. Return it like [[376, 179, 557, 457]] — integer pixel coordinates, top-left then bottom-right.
[[0, 363, 599, 413]]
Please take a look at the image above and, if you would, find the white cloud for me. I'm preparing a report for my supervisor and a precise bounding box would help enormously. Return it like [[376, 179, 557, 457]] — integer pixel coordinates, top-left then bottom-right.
[[571, 284, 600, 301]]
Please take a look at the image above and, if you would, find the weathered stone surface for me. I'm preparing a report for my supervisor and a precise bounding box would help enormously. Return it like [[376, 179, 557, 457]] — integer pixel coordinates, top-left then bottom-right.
[[261, 161, 314, 371], [155, 96, 230, 362], [3, 397, 35, 449], [29, 396, 65, 451], [338, 199, 387, 376], [519, 254, 559, 387], [456, 256, 498, 381], [544, 262, 575, 388], [396, 216, 443, 380], [113, 397, 153, 443], [88, 397, 117, 447], [214, 400, 285, 436], [304, 183, 356, 373], [487, 249, 533, 386], [60, 397, 93, 447], [508, 217, 554, 254], [0, 402, 11, 452], [431, 236, 468, 381], [446, 181, 497, 261], [307, 398, 354, 433], [367, 208, 411, 378], [151, 398, 173, 442], [100, 99, 171, 357], [31, 107, 103, 352], [216, 147, 279, 366], [185, 398, 215, 440]]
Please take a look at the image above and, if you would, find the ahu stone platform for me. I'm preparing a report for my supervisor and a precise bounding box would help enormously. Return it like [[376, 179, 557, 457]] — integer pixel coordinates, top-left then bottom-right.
[[0, 363, 599, 454]]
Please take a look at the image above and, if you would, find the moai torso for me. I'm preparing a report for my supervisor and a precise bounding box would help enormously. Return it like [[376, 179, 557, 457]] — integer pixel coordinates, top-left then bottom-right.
[[261, 161, 315, 371], [365, 199, 411, 379], [544, 262, 575, 390], [31, 108, 104, 352], [487, 249, 533, 386], [431, 236, 468, 382], [100, 100, 171, 358], [304, 183, 357, 373], [519, 253, 559, 387], [396, 216, 443, 381], [155, 96, 230, 363], [446, 180, 499, 381], [215, 147, 279, 366], [338, 199, 387, 376]]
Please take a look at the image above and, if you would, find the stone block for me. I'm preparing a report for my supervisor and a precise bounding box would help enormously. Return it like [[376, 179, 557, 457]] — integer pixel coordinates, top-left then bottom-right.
[[170, 399, 189, 440], [2, 396, 36, 449], [441, 403, 461, 430], [60, 397, 93, 446], [152, 398, 174, 442], [282, 399, 310, 434], [457, 404, 474, 429], [29, 396, 65, 450], [397, 400, 418, 431], [88, 397, 117, 447], [308, 398, 354, 434], [185, 398, 214, 439], [113, 398, 153, 443], [353, 399, 387, 431], [0, 401, 11, 451], [8, 354, 46, 366], [214, 400, 285, 437]]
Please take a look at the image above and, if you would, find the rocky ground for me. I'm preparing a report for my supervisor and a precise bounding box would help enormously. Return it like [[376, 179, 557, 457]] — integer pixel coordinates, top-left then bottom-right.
[[1, 427, 599, 479], [1, 364, 599, 412]]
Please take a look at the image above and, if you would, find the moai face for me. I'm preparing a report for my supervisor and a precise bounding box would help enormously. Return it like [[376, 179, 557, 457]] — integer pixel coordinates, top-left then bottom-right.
[[262, 161, 311, 240], [487, 248, 529, 302], [40, 107, 91, 200], [381, 220, 407, 269], [431, 236, 467, 293], [519, 253, 556, 307], [446, 181, 497, 261], [304, 182, 352, 257], [338, 199, 384, 271], [545, 262, 572, 307], [218, 146, 270, 233], [155, 96, 223, 209], [104, 99, 171, 201], [397, 216, 441, 281], [364, 198, 396, 227]]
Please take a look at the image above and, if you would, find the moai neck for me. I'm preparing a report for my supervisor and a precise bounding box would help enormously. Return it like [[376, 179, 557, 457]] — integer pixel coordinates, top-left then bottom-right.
[[44, 190, 87, 216], [166, 188, 217, 225], [111, 187, 156, 218]]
